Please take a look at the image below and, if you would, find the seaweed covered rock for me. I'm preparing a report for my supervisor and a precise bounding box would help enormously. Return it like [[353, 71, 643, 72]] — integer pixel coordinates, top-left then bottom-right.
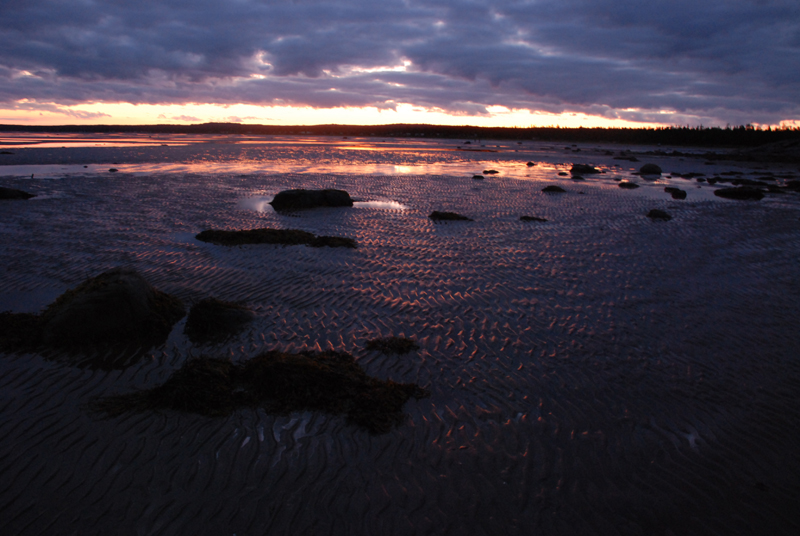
[[542, 185, 566, 193], [269, 189, 353, 211], [196, 228, 356, 248], [570, 164, 600, 174], [40, 268, 185, 349], [92, 351, 430, 434], [184, 298, 254, 344], [713, 187, 765, 201], [646, 209, 672, 221], [429, 211, 473, 221], [0, 186, 36, 200], [365, 336, 420, 355], [639, 163, 663, 175]]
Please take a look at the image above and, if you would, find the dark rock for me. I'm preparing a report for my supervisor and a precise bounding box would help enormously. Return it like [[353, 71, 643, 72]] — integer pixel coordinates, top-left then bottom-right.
[[571, 175, 585, 181], [483, 169, 499, 174], [429, 211, 472, 221], [665, 187, 687, 199], [526, 161, 536, 167], [618, 182, 639, 189], [542, 185, 566, 193], [472, 175, 485, 180], [91, 351, 430, 434], [270, 188, 353, 211], [109, 168, 118, 172], [0, 151, 14, 155], [0, 312, 41, 352], [365, 336, 420, 355], [713, 187, 765, 201], [646, 209, 672, 221], [196, 228, 356, 248], [0, 186, 36, 200], [40, 268, 185, 350], [570, 164, 600, 174], [639, 163, 662, 175], [184, 298, 254, 344], [520, 216, 548, 222], [558, 172, 568, 176]]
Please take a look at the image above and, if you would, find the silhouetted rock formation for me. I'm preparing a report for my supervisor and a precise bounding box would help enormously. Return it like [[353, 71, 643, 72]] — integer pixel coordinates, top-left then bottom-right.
[[0, 186, 36, 199], [269, 188, 353, 211], [570, 164, 600, 174], [639, 163, 663, 175]]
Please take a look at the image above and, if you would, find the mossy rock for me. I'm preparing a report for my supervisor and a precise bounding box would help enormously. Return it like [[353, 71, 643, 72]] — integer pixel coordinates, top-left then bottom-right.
[[429, 211, 473, 221], [196, 228, 356, 248], [365, 336, 420, 355], [184, 298, 254, 344], [92, 350, 430, 434]]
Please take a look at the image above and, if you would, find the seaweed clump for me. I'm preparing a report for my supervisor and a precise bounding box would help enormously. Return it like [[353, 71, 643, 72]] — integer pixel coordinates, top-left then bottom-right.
[[184, 298, 254, 344], [196, 228, 356, 248], [92, 351, 430, 434], [429, 211, 473, 221], [365, 336, 420, 355]]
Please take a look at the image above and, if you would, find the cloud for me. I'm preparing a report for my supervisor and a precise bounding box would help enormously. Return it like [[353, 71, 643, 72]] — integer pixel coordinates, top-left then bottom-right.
[[0, 0, 798, 125]]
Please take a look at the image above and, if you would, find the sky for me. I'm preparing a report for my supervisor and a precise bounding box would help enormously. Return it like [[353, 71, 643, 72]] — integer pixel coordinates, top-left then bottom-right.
[[1, 0, 799, 128]]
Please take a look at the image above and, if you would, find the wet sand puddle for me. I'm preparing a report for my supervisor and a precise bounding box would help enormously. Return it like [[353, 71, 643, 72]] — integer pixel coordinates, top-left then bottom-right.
[[1, 140, 800, 535]]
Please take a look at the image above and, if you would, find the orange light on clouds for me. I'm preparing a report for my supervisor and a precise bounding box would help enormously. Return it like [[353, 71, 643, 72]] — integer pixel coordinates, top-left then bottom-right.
[[0, 101, 673, 129]]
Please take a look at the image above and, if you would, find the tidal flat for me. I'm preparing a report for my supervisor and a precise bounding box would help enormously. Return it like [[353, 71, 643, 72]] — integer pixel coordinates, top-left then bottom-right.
[[1, 134, 800, 535]]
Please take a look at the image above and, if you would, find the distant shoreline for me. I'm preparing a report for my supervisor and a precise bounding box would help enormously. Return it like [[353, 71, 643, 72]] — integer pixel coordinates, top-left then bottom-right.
[[2, 122, 800, 150]]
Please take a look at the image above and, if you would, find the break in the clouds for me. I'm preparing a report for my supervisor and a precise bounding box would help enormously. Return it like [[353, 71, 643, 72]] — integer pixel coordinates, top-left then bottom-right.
[[1, 0, 798, 125]]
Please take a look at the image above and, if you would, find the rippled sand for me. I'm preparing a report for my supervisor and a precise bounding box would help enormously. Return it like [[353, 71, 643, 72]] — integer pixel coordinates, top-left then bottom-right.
[[1, 137, 800, 535]]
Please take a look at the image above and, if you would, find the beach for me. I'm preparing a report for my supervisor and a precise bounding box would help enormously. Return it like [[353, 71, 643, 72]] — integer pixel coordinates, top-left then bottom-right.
[[1, 134, 800, 535]]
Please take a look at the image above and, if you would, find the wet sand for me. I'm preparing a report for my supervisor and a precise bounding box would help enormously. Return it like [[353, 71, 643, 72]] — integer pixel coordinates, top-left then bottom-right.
[[2, 135, 800, 535]]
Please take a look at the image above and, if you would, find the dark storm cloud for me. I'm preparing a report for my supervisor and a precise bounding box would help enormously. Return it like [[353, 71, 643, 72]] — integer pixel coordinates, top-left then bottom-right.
[[1, 0, 798, 125]]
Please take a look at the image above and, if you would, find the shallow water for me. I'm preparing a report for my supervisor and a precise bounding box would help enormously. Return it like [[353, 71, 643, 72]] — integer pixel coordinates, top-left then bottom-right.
[[1, 136, 800, 535]]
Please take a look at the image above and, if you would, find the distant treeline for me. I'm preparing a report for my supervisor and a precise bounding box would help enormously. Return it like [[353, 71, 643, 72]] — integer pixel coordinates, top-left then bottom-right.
[[2, 122, 799, 148]]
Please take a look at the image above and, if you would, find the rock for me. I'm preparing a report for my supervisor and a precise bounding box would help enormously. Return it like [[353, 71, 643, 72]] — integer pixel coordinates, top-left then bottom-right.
[[40, 268, 185, 350], [639, 164, 662, 175], [269, 188, 353, 211], [0, 186, 36, 200], [558, 172, 568, 176], [109, 168, 119, 173], [713, 187, 765, 200], [665, 187, 686, 199], [618, 182, 639, 189], [570, 164, 600, 174], [542, 185, 566, 193], [520, 216, 548, 222], [526, 161, 536, 167], [0, 150, 14, 155], [483, 169, 499, 174], [184, 298, 254, 344], [196, 228, 356, 248], [429, 211, 472, 221], [472, 175, 485, 180], [571, 175, 585, 181], [646, 209, 672, 221]]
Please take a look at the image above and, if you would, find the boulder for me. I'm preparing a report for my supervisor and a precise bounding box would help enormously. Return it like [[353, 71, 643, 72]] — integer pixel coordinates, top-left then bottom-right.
[[542, 185, 566, 193], [184, 298, 254, 344], [646, 209, 672, 221], [472, 175, 485, 180], [713, 187, 764, 201], [269, 188, 353, 211], [40, 268, 185, 349], [526, 161, 536, 167], [571, 164, 600, 174], [0, 186, 36, 200], [639, 164, 662, 175], [665, 187, 687, 199]]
